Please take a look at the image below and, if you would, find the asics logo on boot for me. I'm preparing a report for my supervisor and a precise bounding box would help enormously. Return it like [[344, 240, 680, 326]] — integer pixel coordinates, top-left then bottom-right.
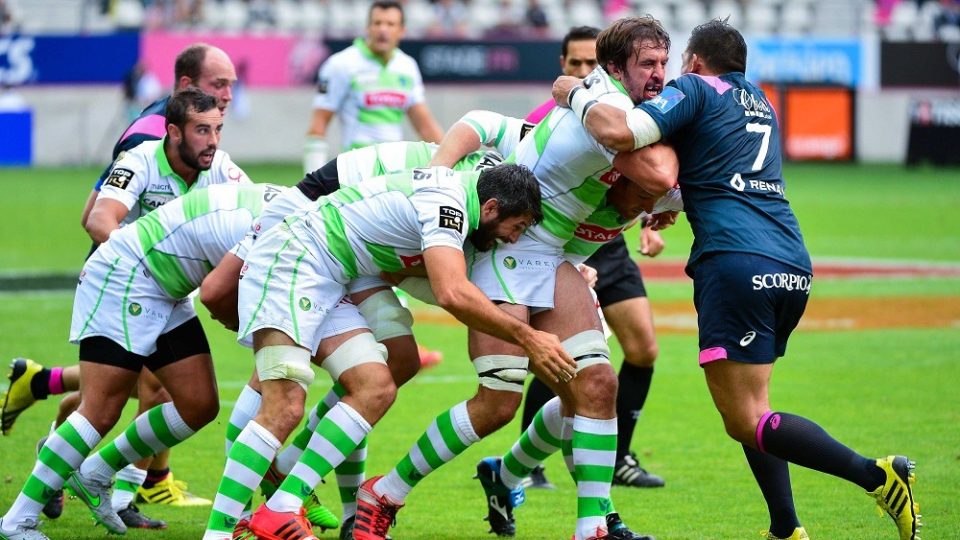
[[488, 496, 509, 520]]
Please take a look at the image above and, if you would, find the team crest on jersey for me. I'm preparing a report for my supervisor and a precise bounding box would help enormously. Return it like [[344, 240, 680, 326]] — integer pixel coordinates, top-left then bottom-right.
[[105, 168, 134, 190], [439, 206, 464, 231], [646, 86, 685, 114], [128, 302, 142, 316]]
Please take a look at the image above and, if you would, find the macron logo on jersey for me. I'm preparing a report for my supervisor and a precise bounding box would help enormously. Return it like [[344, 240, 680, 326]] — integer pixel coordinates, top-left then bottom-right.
[[365, 91, 406, 108], [645, 86, 685, 114]]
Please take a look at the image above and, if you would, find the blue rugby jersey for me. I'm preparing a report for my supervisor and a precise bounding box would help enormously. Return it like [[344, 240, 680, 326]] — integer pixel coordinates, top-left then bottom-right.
[[639, 72, 811, 276]]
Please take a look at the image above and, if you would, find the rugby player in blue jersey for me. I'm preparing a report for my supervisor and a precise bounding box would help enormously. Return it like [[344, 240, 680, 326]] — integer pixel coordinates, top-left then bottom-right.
[[554, 18, 920, 540]]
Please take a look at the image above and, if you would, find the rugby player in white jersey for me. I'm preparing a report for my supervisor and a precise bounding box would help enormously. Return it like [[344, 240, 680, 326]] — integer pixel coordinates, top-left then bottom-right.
[[197, 113, 533, 538], [352, 16, 679, 540], [303, 0, 443, 173], [0, 182, 282, 540], [207, 164, 574, 540]]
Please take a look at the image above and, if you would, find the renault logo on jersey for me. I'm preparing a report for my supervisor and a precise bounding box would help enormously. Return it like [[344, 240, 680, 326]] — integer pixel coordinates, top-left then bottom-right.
[[730, 173, 746, 192], [299, 297, 312, 311], [128, 303, 142, 316], [503, 256, 517, 269]]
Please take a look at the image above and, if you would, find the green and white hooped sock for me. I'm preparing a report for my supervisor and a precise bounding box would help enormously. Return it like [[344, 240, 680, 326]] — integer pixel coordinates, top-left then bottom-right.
[[112, 464, 147, 511], [266, 402, 370, 513], [204, 421, 280, 539], [500, 396, 563, 489], [374, 401, 479, 504], [225, 385, 262, 453], [572, 415, 617, 540], [80, 403, 194, 485], [1, 412, 101, 529]]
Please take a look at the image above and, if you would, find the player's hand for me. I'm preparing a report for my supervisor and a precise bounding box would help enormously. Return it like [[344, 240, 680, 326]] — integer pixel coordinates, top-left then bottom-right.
[[523, 330, 578, 384], [647, 211, 678, 231], [576, 263, 598, 288], [553, 76, 582, 108], [639, 227, 665, 257]]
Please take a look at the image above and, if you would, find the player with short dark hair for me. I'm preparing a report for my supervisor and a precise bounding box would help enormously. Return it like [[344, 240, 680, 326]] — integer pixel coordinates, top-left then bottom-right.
[[557, 17, 921, 540]]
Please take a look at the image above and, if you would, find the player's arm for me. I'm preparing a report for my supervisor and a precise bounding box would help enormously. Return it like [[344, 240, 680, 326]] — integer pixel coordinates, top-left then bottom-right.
[[85, 198, 130, 244], [638, 225, 665, 257], [199, 252, 244, 331], [304, 108, 336, 174], [429, 110, 513, 167], [407, 103, 444, 143], [422, 245, 577, 382], [612, 142, 678, 199], [553, 75, 662, 153], [79, 190, 99, 228]]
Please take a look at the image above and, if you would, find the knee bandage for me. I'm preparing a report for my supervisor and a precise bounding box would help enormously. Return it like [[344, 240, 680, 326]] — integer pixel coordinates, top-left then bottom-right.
[[321, 332, 388, 382], [255, 345, 315, 391], [357, 290, 415, 341], [474, 355, 529, 392], [562, 330, 610, 372]]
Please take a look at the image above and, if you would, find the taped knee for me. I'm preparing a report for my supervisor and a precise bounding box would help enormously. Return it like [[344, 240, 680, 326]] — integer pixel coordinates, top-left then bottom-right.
[[255, 345, 315, 391], [322, 332, 388, 382], [474, 355, 529, 392], [562, 330, 610, 372], [358, 290, 414, 341]]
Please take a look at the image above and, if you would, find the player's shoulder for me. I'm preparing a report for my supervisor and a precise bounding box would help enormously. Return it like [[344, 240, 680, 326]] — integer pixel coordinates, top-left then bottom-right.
[[323, 46, 363, 69]]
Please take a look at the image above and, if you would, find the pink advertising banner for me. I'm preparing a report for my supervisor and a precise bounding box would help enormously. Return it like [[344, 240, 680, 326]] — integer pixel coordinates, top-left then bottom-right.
[[141, 32, 327, 87]]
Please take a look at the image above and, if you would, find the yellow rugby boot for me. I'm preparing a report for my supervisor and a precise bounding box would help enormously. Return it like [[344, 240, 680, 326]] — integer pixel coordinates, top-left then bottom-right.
[[137, 473, 212, 506], [762, 527, 809, 540], [2, 358, 43, 435], [870, 455, 921, 540]]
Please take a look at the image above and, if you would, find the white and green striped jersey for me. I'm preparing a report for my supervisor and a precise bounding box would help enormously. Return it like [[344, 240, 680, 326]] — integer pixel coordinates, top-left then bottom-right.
[[509, 66, 634, 250], [335, 113, 530, 184], [289, 167, 480, 281], [108, 183, 285, 298], [314, 38, 426, 150], [98, 138, 251, 228]]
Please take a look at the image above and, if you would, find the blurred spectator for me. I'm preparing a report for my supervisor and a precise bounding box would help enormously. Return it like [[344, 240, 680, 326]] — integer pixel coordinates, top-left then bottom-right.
[[526, 0, 550, 37], [875, 0, 901, 26], [935, 0, 960, 32], [122, 63, 162, 122], [427, 0, 470, 38], [0, 0, 19, 34], [483, 0, 525, 38]]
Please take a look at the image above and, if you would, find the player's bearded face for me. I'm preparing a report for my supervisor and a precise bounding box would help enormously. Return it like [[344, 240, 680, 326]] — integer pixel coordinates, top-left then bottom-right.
[[178, 109, 222, 171], [471, 213, 533, 251], [620, 40, 668, 104]]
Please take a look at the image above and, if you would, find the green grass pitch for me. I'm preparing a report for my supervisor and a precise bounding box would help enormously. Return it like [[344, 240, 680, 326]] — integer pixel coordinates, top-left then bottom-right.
[[0, 162, 958, 538]]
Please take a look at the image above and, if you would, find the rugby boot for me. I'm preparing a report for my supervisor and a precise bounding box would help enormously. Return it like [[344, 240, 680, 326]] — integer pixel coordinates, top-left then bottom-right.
[[762, 527, 808, 539], [606, 512, 655, 540], [2, 358, 42, 435], [870, 456, 921, 540], [353, 476, 402, 540], [475, 457, 525, 537], [248, 504, 318, 540], [0, 518, 51, 540], [117, 503, 167, 529], [340, 516, 393, 540], [612, 452, 664, 488], [137, 472, 211, 506], [231, 518, 255, 540], [418, 345, 443, 369], [35, 437, 63, 519], [261, 462, 338, 530], [66, 470, 127, 534], [520, 465, 556, 490]]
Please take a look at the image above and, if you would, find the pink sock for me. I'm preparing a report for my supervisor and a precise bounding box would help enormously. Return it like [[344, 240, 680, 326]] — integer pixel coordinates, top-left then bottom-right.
[[48, 367, 65, 395]]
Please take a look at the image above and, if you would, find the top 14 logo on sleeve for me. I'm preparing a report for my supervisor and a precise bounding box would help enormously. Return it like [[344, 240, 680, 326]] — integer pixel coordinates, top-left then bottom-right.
[[104, 168, 134, 190], [438, 206, 464, 231]]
